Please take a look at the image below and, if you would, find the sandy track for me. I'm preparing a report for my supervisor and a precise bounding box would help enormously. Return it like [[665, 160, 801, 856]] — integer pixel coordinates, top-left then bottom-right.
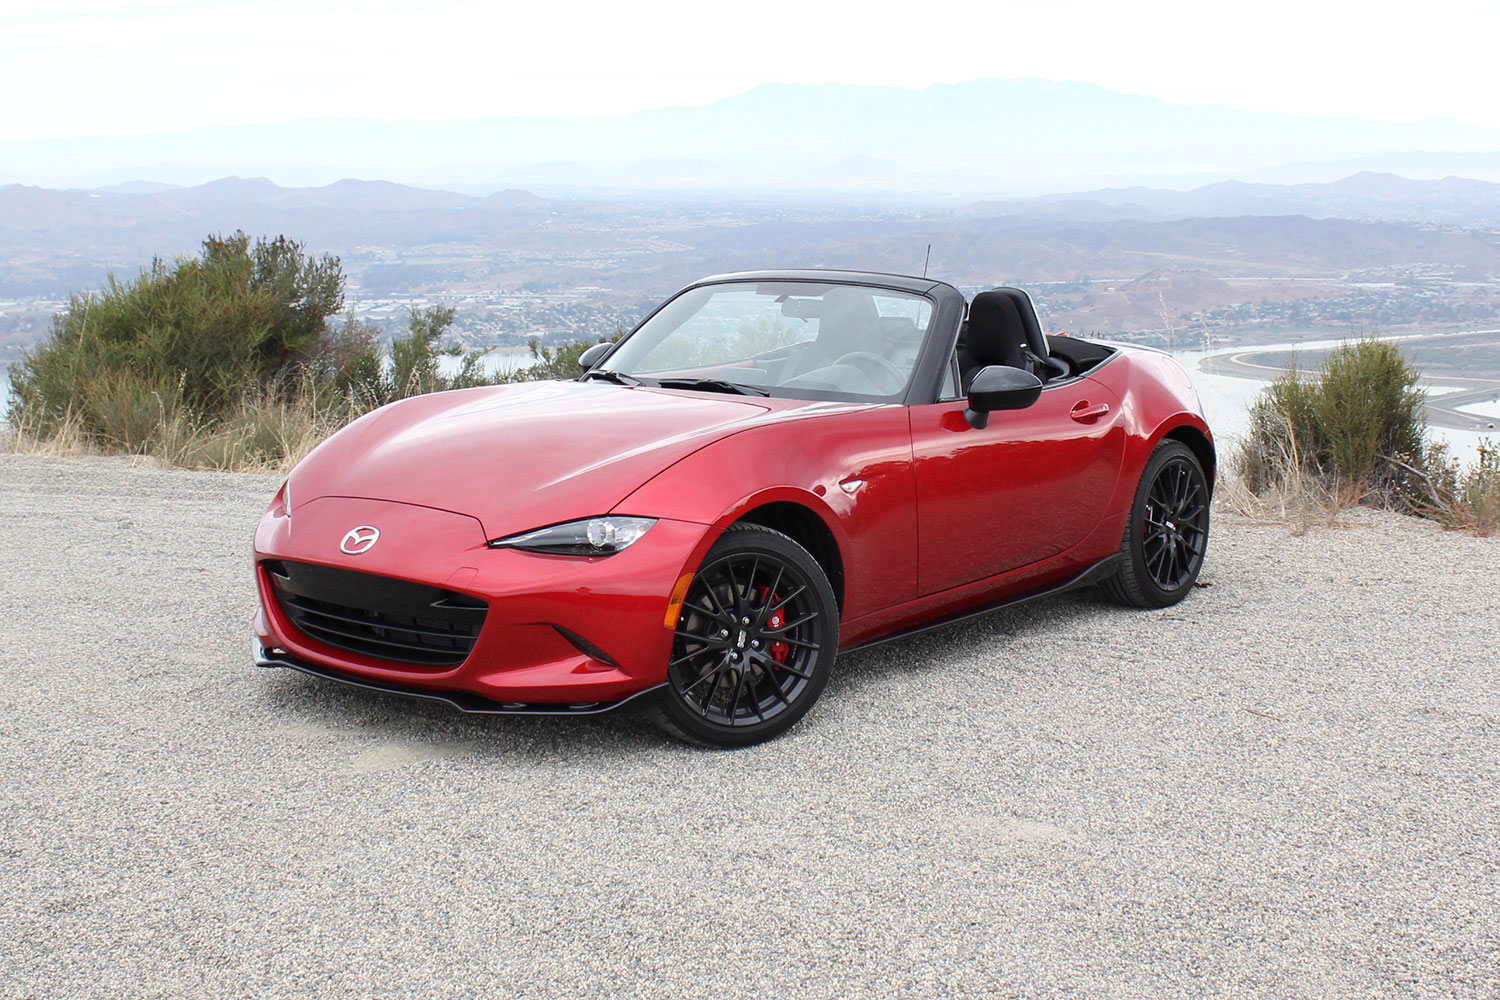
[[2, 454, 1497, 998]]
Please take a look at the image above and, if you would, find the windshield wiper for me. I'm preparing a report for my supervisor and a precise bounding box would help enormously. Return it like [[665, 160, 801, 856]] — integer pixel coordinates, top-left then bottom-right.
[[653, 377, 770, 397], [579, 369, 641, 386]]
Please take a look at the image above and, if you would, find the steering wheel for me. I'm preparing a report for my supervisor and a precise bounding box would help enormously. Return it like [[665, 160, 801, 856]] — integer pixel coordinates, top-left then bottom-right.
[[832, 351, 906, 394]]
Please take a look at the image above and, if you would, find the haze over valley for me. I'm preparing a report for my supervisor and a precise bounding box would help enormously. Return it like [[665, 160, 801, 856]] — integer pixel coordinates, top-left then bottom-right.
[[4, 166, 1500, 366], [4, 80, 1500, 417]]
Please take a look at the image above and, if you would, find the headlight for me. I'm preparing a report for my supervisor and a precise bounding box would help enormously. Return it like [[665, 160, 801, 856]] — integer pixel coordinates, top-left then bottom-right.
[[488, 516, 656, 556], [277, 478, 292, 517]]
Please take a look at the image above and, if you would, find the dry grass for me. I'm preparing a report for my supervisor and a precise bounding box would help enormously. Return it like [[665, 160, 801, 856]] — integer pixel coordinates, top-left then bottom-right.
[[0, 407, 97, 458], [1220, 410, 1363, 534], [1408, 441, 1500, 536], [3, 389, 337, 474]]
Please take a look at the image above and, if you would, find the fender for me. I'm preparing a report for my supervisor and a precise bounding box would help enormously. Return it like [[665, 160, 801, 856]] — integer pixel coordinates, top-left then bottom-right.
[[612, 405, 918, 621]]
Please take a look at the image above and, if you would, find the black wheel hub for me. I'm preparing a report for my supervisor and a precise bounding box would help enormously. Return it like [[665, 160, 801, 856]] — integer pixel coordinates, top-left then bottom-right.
[[1142, 457, 1208, 592], [669, 551, 824, 728]]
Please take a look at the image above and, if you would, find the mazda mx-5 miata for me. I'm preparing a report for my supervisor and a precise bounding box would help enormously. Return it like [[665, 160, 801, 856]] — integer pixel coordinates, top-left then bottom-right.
[[253, 270, 1213, 745]]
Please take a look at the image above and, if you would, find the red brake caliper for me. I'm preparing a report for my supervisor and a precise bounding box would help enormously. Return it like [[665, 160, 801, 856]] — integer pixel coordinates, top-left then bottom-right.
[[757, 587, 790, 664]]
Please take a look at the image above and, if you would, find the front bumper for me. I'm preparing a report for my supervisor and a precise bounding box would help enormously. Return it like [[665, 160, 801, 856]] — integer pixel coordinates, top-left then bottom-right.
[[253, 635, 666, 715], [253, 496, 715, 708]]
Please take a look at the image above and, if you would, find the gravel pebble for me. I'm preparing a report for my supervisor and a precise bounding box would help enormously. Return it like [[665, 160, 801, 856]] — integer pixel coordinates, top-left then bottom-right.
[[2, 454, 1497, 999]]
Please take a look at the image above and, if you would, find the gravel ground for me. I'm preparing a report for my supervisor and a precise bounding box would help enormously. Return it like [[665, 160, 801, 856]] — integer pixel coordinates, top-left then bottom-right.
[[2, 453, 1498, 999]]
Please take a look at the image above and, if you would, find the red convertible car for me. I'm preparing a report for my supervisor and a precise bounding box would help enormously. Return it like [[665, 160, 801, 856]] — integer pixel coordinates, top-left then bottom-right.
[[253, 270, 1213, 745]]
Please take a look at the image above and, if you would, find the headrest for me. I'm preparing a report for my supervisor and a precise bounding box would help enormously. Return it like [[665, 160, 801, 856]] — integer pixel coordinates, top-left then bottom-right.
[[967, 291, 1028, 369], [991, 287, 1048, 359]]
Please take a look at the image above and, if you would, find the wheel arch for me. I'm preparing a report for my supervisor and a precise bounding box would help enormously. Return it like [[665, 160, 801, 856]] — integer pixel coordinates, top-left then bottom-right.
[[1159, 422, 1217, 497], [724, 497, 846, 614]]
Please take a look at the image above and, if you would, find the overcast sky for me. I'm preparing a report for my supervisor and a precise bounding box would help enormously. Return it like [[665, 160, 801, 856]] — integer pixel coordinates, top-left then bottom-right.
[[2, 0, 1496, 140]]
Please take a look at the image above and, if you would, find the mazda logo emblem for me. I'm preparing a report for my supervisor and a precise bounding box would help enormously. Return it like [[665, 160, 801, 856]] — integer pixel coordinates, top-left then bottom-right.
[[340, 525, 381, 555]]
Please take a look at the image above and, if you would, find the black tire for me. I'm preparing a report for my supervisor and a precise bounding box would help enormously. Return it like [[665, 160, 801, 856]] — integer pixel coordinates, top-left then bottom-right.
[[652, 523, 840, 747], [1103, 439, 1211, 608]]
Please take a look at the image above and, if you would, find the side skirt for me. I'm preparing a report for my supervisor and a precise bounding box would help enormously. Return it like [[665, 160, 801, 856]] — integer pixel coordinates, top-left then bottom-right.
[[839, 554, 1121, 655], [252, 636, 665, 716]]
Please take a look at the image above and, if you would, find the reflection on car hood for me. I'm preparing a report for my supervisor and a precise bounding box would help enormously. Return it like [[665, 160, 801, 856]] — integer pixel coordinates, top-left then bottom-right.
[[289, 380, 774, 538]]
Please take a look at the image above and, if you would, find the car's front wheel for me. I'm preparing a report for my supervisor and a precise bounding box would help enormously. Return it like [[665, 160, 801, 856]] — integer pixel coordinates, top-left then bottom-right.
[[654, 523, 839, 747], [1103, 439, 1211, 608]]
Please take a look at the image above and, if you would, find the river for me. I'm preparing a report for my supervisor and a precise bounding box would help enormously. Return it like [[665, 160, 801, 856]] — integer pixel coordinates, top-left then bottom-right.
[[1178, 333, 1495, 465]]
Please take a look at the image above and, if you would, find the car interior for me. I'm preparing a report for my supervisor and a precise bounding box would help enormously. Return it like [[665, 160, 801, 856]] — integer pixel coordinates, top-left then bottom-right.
[[952, 287, 1115, 395], [738, 285, 1117, 400], [611, 280, 1116, 402]]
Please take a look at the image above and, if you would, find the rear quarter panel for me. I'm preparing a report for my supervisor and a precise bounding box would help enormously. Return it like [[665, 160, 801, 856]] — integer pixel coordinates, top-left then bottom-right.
[[1089, 348, 1216, 517]]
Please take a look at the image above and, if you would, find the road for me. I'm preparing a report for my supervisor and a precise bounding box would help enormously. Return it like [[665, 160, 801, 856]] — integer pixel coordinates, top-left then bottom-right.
[[2, 455, 1498, 998]]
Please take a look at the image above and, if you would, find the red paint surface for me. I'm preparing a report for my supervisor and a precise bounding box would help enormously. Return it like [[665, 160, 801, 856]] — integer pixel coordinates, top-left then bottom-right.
[[254, 342, 1211, 705]]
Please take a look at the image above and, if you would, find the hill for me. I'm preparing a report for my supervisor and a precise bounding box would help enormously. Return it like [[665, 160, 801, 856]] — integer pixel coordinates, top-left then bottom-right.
[[6, 79, 1500, 192]]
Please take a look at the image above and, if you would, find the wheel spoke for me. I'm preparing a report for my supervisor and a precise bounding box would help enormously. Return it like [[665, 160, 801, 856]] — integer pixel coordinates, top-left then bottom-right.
[[670, 647, 718, 669], [726, 670, 743, 720], [674, 629, 729, 647], [681, 662, 726, 696], [757, 565, 785, 619], [754, 652, 811, 679], [1176, 481, 1201, 516], [723, 559, 740, 610], [697, 581, 733, 624], [764, 585, 806, 616], [758, 665, 793, 704], [779, 636, 821, 652], [746, 676, 767, 721], [1146, 540, 1171, 576], [741, 556, 760, 610]]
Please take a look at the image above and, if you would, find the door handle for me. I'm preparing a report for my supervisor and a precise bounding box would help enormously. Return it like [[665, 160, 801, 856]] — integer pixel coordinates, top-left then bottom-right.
[[1070, 401, 1110, 422]]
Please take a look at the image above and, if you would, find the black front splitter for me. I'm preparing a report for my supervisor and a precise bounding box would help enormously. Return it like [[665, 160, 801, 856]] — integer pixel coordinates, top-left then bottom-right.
[[252, 636, 665, 716]]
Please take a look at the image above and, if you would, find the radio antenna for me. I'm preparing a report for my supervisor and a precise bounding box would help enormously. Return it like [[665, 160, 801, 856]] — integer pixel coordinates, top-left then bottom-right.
[[922, 244, 931, 278]]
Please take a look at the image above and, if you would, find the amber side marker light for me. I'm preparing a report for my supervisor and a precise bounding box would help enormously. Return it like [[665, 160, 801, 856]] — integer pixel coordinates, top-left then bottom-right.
[[663, 572, 694, 628]]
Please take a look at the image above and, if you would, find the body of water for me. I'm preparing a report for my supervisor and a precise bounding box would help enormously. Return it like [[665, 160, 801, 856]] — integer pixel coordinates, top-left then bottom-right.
[[1179, 333, 1496, 465]]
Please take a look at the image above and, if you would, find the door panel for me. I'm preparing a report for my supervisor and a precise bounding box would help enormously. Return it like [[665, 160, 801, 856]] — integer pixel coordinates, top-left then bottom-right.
[[910, 376, 1125, 596]]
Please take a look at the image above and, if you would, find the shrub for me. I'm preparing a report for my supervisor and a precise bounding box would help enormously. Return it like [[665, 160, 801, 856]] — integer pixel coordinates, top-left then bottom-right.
[[1235, 337, 1427, 504], [4, 232, 621, 472], [10, 232, 344, 439], [1414, 440, 1500, 535]]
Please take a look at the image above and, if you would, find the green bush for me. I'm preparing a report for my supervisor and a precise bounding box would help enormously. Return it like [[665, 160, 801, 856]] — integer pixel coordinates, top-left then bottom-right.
[[1236, 337, 1427, 502], [11, 232, 345, 440], [4, 231, 619, 471]]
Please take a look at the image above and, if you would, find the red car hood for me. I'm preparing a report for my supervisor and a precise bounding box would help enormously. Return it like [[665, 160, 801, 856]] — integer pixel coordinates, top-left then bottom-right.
[[289, 380, 773, 539]]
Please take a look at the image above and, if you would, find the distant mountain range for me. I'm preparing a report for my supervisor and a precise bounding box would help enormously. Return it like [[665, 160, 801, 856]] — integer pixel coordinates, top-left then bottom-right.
[[6, 79, 1500, 194], [966, 171, 1500, 226], [4, 168, 1500, 356], [4, 171, 1500, 301]]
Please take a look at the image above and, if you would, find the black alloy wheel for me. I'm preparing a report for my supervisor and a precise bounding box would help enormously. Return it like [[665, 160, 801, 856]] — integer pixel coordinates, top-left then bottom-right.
[[654, 523, 839, 747], [1103, 439, 1211, 608]]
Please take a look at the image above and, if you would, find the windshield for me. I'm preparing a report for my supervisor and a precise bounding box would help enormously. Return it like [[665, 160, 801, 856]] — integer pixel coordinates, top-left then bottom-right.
[[600, 281, 935, 402]]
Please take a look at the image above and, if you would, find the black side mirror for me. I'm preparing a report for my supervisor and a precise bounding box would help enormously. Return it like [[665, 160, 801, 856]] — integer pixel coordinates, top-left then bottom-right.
[[964, 365, 1043, 428], [577, 342, 612, 371]]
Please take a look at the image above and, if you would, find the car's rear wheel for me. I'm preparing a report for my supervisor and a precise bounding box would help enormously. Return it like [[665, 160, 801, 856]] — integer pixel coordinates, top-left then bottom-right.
[[653, 523, 839, 747], [1103, 439, 1210, 608]]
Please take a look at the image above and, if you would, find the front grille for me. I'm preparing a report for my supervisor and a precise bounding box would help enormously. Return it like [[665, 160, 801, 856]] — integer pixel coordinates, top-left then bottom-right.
[[263, 560, 487, 668]]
